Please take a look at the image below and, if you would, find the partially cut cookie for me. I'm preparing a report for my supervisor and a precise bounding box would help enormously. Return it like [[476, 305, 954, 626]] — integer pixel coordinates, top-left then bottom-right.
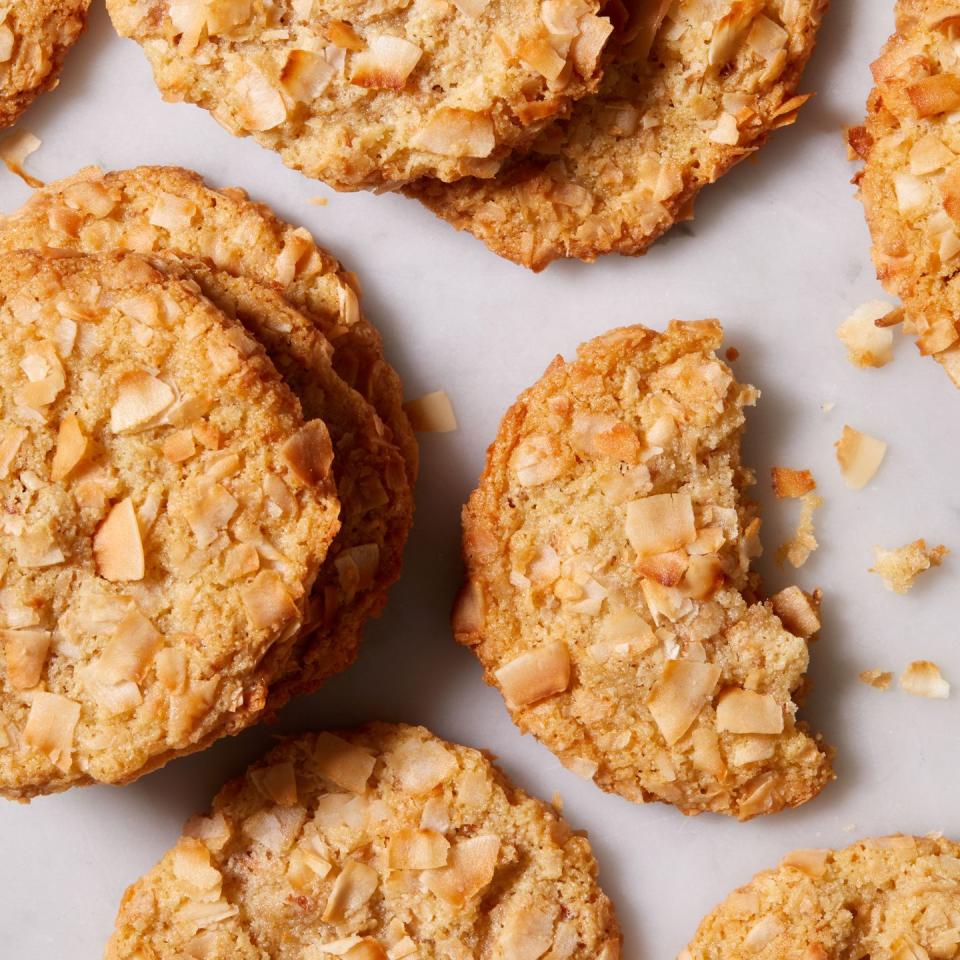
[[0, 251, 340, 799], [410, 0, 826, 269], [456, 321, 833, 819], [0, 1, 91, 129], [0, 166, 418, 484], [104, 723, 622, 960], [680, 835, 960, 959], [854, 0, 960, 387], [106, 0, 612, 190]]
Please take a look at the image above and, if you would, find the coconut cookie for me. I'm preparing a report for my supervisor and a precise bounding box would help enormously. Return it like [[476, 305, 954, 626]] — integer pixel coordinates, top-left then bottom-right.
[[0, 251, 341, 800], [105, 723, 623, 960], [0, 166, 418, 484], [148, 258, 413, 708], [855, 0, 960, 387], [0, 0, 91, 129], [410, 0, 826, 269], [105, 0, 613, 191], [455, 322, 832, 819], [681, 834, 960, 959]]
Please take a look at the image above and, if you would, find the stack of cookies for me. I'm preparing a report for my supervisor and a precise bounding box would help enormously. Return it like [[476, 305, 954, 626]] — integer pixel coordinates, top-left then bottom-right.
[[0, 166, 415, 800], [104, 0, 829, 268]]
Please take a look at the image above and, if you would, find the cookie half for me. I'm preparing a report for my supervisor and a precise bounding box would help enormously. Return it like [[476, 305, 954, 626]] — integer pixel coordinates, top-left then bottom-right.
[[855, 0, 960, 386], [0, 1, 91, 129], [456, 321, 833, 819], [106, 0, 612, 191], [147, 258, 413, 708], [104, 723, 622, 960], [0, 165, 418, 484], [410, 0, 826, 269], [681, 834, 960, 959], [0, 251, 340, 799]]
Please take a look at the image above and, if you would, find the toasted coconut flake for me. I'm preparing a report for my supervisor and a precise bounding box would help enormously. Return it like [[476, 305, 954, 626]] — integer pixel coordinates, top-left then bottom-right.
[[326, 19, 366, 49], [494, 641, 571, 708], [176, 898, 239, 930], [240, 570, 298, 631], [50, 414, 88, 481], [288, 846, 333, 888], [163, 429, 197, 464], [776, 493, 822, 569], [570, 15, 613, 77], [452, 581, 484, 640], [94, 498, 145, 582], [517, 33, 566, 81], [781, 848, 829, 877], [715, 689, 784, 734], [184, 811, 232, 852], [708, 0, 763, 68], [870, 540, 948, 594], [110, 370, 175, 433], [0, 130, 43, 188], [907, 73, 960, 117], [172, 839, 223, 892], [149, 192, 198, 232], [835, 425, 887, 490], [242, 805, 307, 854], [23, 692, 80, 772], [636, 550, 689, 587], [388, 828, 450, 870], [97, 608, 162, 684], [351, 35, 422, 90], [680, 554, 725, 601], [281, 419, 333, 485], [646, 660, 721, 745], [234, 68, 287, 131], [412, 108, 495, 158], [900, 660, 950, 699], [771, 467, 816, 499], [837, 301, 895, 368], [389, 737, 457, 793], [0, 426, 27, 479], [322, 859, 379, 921], [743, 915, 783, 951], [250, 761, 298, 806], [451, 0, 491, 17], [423, 834, 500, 905], [600, 607, 656, 651], [510, 434, 566, 486], [910, 132, 955, 175], [185, 483, 238, 548], [313, 731, 376, 793], [859, 668, 892, 690], [403, 391, 457, 433], [281, 49, 336, 101], [2, 629, 51, 689], [625, 492, 696, 556], [770, 586, 820, 638]]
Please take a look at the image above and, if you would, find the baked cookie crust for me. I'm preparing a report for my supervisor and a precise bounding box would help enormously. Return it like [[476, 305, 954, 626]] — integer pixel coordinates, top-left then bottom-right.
[[456, 321, 833, 819], [410, 0, 827, 269], [105, 723, 622, 960]]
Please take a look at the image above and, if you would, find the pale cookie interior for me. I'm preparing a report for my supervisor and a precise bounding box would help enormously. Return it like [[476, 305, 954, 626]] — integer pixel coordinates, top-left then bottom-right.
[[457, 320, 832, 819], [104, 723, 622, 960]]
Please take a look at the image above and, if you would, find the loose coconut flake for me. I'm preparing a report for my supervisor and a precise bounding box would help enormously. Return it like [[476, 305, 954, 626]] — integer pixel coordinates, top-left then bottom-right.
[[859, 669, 892, 690], [776, 493, 822, 568], [900, 660, 950, 699], [403, 391, 457, 433], [837, 300, 896, 368], [835, 426, 887, 490], [771, 467, 816, 499], [0, 130, 43, 188]]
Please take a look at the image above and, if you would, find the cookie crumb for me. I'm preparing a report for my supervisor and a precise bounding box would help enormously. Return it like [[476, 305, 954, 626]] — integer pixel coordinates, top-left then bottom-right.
[[900, 661, 950, 699], [835, 425, 887, 490], [870, 539, 948, 594], [859, 669, 892, 690], [404, 390, 457, 433], [307, 196, 328, 206], [837, 300, 895, 368], [725, 347, 739, 361], [776, 492, 822, 568], [771, 467, 816, 499]]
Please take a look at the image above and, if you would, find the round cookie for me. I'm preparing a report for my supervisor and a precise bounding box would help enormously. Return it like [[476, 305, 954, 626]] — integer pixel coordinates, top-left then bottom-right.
[[0, 165, 418, 484], [0, 250, 340, 799], [681, 834, 960, 959], [0, 0, 91, 129], [105, 723, 622, 960], [855, 0, 960, 387], [148, 257, 413, 708], [455, 321, 833, 819], [410, 0, 826, 269], [106, 0, 613, 191]]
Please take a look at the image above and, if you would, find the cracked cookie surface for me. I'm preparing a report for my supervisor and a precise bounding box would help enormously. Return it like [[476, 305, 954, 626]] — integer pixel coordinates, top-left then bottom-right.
[[456, 321, 832, 819]]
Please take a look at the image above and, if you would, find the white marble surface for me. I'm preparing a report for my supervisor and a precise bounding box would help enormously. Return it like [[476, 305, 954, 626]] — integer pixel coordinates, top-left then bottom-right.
[[3, 3, 958, 957]]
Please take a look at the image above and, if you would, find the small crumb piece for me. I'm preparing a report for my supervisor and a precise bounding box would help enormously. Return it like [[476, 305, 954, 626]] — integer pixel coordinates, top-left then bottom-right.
[[0, 129, 43, 187], [307, 196, 328, 206], [870, 540, 948, 594], [859, 669, 892, 690], [771, 467, 816, 499], [770, 586, 820, 638], [821, 402, 835, 413], [900, 660, 950, 699], [725, 347, 740, 361], [835, 425, 887, 490], [404, 391, 457, 433], [776, 492, 822, 568], [837, 300, 895, 368]]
